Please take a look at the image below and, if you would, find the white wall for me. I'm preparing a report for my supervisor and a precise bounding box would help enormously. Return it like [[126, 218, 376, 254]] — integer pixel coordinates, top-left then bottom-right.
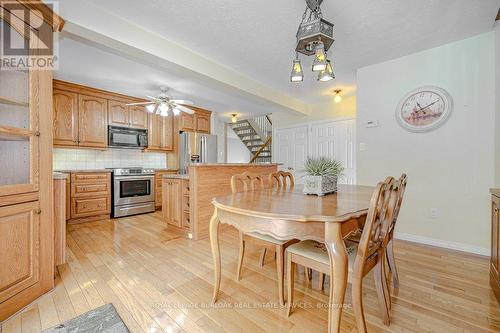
[[272, 96, 357, 129], [53, 148, 167, 170], [227, 128, 251, 163], [357, 32, 495, 254], [495, 23, 500, 187]]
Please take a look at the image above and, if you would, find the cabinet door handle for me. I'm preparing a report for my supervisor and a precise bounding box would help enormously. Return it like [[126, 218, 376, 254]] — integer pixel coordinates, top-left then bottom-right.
[[495, 208, 499, 213], [35, 209, 41, 214]]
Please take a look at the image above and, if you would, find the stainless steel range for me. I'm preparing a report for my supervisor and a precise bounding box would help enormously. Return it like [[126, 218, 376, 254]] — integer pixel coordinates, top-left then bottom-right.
[[110, 168, 155, 218]]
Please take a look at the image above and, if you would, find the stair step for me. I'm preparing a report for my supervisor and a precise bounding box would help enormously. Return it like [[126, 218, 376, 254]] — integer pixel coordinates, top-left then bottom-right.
[[233, 126, 254, 131]]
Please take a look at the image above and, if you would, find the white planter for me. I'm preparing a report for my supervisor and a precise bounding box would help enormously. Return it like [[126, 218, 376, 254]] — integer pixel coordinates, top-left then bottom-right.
[[303, 175, 338, 196]]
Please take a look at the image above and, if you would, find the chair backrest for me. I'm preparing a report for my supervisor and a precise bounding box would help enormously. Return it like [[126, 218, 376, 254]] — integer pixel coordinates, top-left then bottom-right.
[[268, 171, 294, 189], [388, 174, 407, 235], [354, 177, 400, 271], [231, 172, 265, 194]]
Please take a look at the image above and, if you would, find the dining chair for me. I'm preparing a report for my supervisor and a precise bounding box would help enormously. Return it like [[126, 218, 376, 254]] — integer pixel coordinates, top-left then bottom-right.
[[345, 174, 407, 296], [286, 178, 401, 331], [269, 170, 295, 189], [231, 172, 298, 305]]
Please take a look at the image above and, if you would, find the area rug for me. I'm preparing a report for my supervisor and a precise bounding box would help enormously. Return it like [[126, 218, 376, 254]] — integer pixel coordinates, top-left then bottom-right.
[[42, 303, 129, 333]]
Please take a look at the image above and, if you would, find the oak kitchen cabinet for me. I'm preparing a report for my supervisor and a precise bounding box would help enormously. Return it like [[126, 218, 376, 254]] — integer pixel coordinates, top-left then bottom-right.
[[53, 80, 149, 149], [154, 170, 179, 209], [108, 101, 147, 129], [69, 172, 111, 223], [179, 107, 212, 133], [0, 1, 64, 321], [78, 94, 108, 148], [148, 114, 174, 151], [162, 178, 190, 228]]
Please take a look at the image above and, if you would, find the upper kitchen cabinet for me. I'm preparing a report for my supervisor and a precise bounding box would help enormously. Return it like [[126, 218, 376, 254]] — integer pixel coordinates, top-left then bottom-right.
[[53, 89, 78, 146], [78, 94, 108, 148], [108, 100, 129, 127], [148, 114, 173, 151], [0, 1, 63, 321], [108, 102, 147, 130], [195, 111, 211, 133], [179, 106, 212, 133], [53, 80, 150, 148], [129, 105, 148, 129]]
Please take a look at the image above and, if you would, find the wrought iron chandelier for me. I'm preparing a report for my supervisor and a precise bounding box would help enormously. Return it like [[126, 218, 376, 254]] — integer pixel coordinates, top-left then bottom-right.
[[290, 0, 335, 82]]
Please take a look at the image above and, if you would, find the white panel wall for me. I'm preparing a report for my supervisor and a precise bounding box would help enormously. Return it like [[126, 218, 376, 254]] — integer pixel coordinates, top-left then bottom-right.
[[357, 32, 495, 253]]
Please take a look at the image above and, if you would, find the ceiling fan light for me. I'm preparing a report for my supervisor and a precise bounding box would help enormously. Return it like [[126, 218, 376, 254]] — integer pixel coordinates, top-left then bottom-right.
[[312, 43, 327, 72], [317, 60, 334, 82], [159, 103, 169, 113], [290, 59, 304, 82], [146, 104, 156, 113], [231, 113, 238, 123], [173, 108, 180, 116]]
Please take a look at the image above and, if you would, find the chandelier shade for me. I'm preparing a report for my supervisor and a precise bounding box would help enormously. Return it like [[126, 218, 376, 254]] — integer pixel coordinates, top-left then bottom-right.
[[317, 60, 334, 81], [290, 59, 304, 82]]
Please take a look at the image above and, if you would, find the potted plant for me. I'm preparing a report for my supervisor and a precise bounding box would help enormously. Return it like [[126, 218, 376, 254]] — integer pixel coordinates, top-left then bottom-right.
[[302, 157, 344, 196]]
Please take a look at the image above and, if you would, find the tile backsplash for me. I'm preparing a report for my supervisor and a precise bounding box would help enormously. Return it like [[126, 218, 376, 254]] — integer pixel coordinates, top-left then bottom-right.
[[53, 148, 167, 170]]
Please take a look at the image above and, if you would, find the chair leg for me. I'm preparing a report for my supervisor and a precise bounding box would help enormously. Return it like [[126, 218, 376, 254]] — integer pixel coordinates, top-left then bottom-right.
[[259, 248, 267, 267], [381, 254, 391, 312], [352, 275, 367, 333], [236, 231, 245, 281], [286, 252, 295, 317], [386, 238, 399, 293], [276, 244, 285, 306], [374, 254, 390, 325]]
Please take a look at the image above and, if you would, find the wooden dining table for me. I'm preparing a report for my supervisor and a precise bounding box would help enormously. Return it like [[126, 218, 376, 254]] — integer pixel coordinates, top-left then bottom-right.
[[209, 184, 375, 333]]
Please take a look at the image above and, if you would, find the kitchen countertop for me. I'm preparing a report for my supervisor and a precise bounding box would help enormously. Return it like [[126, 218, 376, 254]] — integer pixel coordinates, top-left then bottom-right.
[[53, 172, 69, 180], [188, 163, 280, 167], [54, 169, 113, 173], [491, 189, 500, 197], [163, 174, 189, 180]]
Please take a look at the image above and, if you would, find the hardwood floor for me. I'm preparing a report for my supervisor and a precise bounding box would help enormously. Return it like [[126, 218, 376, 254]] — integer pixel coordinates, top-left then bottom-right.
[[1, 212, 498, 332]]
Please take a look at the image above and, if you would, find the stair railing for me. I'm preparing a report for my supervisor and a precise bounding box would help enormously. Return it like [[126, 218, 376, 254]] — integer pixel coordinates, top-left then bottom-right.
[[250, 136, 272, 163]]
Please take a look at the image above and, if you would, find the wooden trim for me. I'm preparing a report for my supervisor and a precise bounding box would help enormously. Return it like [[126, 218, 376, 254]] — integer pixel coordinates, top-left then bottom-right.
[[5, 0, 65, 31], [0, 191, 38, 207], [53, 80, 146, 104], [67, 214, 110, 224]]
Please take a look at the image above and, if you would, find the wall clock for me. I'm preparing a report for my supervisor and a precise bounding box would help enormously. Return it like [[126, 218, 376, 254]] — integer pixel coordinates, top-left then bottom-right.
[[395, 86, 453, 133]]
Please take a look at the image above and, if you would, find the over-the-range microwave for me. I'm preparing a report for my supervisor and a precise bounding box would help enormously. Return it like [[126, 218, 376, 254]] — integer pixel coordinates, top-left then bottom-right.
[[108, 126, 148, 148]]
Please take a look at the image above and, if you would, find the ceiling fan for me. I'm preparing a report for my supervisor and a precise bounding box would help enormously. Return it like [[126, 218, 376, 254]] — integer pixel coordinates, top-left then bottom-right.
[[126, 86, 195, 117]]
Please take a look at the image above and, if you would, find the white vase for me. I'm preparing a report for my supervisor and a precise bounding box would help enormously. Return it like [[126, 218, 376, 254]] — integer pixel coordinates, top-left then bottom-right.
[[303, 175, 338, 196]]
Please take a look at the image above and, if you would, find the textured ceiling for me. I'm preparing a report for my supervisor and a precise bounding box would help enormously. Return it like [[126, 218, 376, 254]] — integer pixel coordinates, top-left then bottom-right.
[[81, 0, 499, 103]]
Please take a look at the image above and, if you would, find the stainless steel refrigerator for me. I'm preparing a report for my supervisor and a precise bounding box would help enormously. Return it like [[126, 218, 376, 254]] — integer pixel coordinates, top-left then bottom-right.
[[179, 132, 218, 174]]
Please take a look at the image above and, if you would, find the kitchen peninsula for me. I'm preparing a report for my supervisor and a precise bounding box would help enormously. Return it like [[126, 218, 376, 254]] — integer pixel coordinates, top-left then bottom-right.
[[162, 163, 278, 240]]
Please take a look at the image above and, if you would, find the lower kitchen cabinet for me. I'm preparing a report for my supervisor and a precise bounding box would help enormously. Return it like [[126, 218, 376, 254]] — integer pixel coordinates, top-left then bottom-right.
[[162, 178, 189, 229], [69, 172, 111, 223], [154, 170, 179, 209]]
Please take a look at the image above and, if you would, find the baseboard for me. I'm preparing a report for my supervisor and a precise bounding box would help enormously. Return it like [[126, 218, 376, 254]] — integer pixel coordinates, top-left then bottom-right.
[[394, 232, 489, 257]]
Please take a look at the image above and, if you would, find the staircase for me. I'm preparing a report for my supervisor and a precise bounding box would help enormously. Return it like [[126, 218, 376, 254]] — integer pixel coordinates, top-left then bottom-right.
[[231, 115, 272, 163]]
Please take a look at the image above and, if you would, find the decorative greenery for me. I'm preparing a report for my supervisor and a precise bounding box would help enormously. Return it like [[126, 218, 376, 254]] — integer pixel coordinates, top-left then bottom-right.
[[304, 157, 344, 177]]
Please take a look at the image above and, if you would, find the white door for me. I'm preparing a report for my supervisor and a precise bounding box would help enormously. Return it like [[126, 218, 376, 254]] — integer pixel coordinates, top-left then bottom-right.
[[274, 125, 308, 182], [309, 119, 356, 184]]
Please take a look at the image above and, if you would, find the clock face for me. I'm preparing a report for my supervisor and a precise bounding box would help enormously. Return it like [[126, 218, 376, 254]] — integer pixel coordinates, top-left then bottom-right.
[[396, 86, 453, 132]]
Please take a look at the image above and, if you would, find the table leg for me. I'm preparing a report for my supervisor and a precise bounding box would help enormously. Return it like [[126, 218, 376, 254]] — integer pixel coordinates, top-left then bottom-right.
[[325, 222, 348, 333], [209, 208, 221, 304]]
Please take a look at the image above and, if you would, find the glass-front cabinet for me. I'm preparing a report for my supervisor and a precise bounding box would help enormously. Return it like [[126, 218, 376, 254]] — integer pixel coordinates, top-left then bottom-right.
[[0, 2, 64, 321], [0, 36, 39, 195]]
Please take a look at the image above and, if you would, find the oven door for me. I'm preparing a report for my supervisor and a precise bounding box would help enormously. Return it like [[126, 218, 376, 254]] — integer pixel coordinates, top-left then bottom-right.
[[114, 175, 155, 206]]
